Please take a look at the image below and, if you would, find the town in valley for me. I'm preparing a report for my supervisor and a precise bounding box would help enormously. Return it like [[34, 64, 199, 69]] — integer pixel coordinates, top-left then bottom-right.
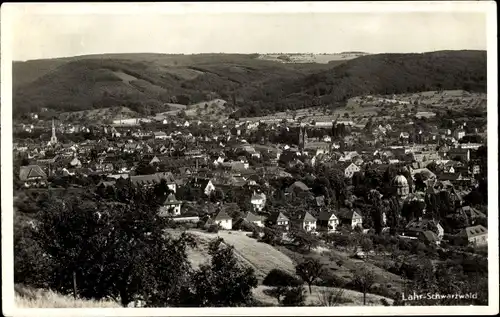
[[9, 7, 491, 310]]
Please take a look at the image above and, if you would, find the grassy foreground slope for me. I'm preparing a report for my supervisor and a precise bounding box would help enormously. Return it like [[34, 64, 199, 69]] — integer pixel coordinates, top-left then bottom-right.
[[183, 230, 394, 306], [184, 230, 296, 280], [14, 284, 119, 308]]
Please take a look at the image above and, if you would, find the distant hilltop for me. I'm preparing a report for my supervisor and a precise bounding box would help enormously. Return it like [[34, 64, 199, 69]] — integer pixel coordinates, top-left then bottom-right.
[[257, 52, 370, 64]]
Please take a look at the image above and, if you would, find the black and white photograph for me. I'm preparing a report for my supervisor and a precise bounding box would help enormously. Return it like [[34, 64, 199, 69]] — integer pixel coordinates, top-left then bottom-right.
[[1, 2, 498, 316]]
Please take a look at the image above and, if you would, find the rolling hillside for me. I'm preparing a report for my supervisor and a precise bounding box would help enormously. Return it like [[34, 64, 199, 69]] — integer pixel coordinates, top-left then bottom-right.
[[13, 50, 486, 119], [13, 53, 341, 118], [181, 230, 394, 306], [232, 50, 487, 117]]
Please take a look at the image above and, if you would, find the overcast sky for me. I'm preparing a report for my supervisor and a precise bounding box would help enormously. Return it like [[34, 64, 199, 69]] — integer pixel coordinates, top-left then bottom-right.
[[8, 4, 488, 61]]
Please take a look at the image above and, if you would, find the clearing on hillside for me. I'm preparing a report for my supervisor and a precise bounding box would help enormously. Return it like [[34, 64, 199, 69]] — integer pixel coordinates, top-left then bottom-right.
[[174, 230, 296, 281]]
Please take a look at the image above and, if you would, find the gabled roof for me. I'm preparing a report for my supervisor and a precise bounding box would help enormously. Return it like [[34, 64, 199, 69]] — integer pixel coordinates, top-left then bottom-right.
[[150, 156, 160, 164], [245, 211, 262, 222], [97, 180, 116, 188], [130, 174, 160, 184], [286, 181, 310, 192], [164, 193, 181, 205], [302, 211, 316, 222], [19, 165, 47, 181], [460, 225, 487, 238], [315, 196, 325, 207], [251, 192, 266, 201], [438, 172, 461, 181], [156, 172, 177, 183], [269, 212, 289, 223], [420, 230, 439, 243], [406, 219, 441, 233], [214, 210, 232, 221], [335, 208, 360, 220], [459, 206, 486, 218], [317, 210, 337, 221]]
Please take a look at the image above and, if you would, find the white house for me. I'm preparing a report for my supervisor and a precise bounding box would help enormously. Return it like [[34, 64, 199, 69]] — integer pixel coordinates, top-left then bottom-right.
[[214, 210, 233, 230], [336, 208, 363, 229], [204, 179, 216, 196], [270, 212, 290, 231], [160, 193, 182, 216], [301, 212, 317, 232], [344, 163, 360, 178], [245, 212, 264, 227], [250, 192, 267, 212], [317, 211, 339, 233]]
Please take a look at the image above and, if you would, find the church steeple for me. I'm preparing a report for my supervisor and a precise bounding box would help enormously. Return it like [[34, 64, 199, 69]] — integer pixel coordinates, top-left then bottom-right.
[[50, 118, 58, 145], [303, 128, 308, 147], [298, 127, 303, 149], [298, 125, 307, 150]]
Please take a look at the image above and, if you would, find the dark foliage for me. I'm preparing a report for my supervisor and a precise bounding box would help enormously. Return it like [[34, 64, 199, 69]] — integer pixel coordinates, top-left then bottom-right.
[[263, 269, 302, 287]]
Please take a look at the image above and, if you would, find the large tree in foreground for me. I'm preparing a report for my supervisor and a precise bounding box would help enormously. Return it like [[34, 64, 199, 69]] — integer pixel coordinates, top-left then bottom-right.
[[351, 267, 376, 306], [180, 238, 258, 307], [24, 187, 195, 307], [295, 257, 324, 294]]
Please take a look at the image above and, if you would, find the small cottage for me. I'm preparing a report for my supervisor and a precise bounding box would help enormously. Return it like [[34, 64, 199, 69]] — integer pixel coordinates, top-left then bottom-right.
[[301, 211, 317, 232], [268, 212, 290, 231], [456, 225, 488, 247], [214, 210, 233, 230], [317, 210, 339, 233], [250, 191, 267, 212], [336, 208, 363, 229], [245, 211, 264, 227], [160, 193, 182, 216]]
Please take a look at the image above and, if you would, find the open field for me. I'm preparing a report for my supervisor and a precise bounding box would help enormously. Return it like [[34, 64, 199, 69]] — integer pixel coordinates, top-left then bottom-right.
[[257, 53, 370, 64], [181, 230, 296, 280], [276, 245, 404, 299], [169, 230, 396, 306], [154, 99, 229, 122], [59, 106, 140, 123], [240, 89, 487, 124], [15, 284, 119, 308]]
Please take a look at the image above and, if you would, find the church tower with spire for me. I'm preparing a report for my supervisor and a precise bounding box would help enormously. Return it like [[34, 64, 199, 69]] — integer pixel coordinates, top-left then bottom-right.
[[303, 127, 308, 149], [50, 118, 58, 145], [298, 125, 307, 150]]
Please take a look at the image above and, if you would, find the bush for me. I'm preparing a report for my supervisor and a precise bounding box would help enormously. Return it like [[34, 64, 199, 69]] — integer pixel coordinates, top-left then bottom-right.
[[282, 286, 306, 306], [235, 219, 259, 232], [251, 229, 260, 239], [370, 284, 395, 299], [317, 271, 348, 288], [179, 222, 197, 230], [207, 224, 220, 233], [263, 269, 301, 287], [316, 287, 352, 306]]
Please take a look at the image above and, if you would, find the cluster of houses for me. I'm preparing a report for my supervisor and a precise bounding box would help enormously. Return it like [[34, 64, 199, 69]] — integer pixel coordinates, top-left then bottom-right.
[[15, 113, 487, 248]]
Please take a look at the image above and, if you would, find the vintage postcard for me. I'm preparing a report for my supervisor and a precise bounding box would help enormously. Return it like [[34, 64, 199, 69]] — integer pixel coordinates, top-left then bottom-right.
[[1, 1, 498, 316]]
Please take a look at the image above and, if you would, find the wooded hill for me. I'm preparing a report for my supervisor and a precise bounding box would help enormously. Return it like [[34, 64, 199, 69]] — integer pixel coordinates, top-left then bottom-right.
[[13, 50, 486, 119]]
